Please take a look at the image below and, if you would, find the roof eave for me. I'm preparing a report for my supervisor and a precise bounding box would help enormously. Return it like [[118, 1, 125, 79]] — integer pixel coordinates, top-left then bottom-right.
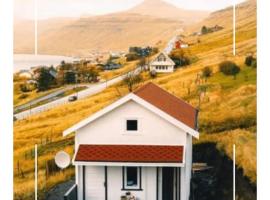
[[73, 161, 185, 167]]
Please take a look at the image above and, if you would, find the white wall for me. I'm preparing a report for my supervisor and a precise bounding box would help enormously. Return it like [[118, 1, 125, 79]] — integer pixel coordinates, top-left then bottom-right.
[[150, 65, 174, 73], [76, 100, 187, 149], [181, 134, 193, 200], [78, 166, 157, 200]]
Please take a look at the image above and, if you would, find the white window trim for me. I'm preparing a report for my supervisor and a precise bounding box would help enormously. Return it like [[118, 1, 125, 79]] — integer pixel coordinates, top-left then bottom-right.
[[123, 167, 141, 190]]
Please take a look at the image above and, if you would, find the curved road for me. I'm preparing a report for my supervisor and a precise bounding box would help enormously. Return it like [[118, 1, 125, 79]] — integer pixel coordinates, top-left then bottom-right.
[[15, 67, 141, 120]]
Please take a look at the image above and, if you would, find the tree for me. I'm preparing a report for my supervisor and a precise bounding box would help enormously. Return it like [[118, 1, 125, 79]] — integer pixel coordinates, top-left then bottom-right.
[[149, 70, 157, 79], [37, 67, 55, 91], [123, 71, 142, 92], [245, 55, 255, 66], [64, 71, 76, 84], [169, 49, 190, 68], [201, 26, 208, 34], [219, 61, 240, 79], [202, 67, 212, 78]]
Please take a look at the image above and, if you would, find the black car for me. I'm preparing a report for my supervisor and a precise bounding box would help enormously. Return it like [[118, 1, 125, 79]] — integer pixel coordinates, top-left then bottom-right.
[[68, 95, 78, 102]]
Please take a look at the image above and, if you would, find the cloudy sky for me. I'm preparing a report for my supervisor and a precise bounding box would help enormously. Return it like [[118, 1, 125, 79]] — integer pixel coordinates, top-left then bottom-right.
[[15, 0, 246, 20]]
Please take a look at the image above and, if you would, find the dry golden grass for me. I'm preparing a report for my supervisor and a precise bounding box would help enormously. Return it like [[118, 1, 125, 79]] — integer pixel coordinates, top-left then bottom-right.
[[195, 129, 256, 183], [14, 82, 64, 107]]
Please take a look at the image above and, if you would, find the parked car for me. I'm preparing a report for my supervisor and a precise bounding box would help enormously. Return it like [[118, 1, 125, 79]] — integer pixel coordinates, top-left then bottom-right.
[[68, 95, 78, 102]]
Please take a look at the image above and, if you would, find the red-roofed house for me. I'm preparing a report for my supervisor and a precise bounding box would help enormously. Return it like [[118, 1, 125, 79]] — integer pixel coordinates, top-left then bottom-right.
[[63, 82, 199, 200], [175, 40, 189, 49]]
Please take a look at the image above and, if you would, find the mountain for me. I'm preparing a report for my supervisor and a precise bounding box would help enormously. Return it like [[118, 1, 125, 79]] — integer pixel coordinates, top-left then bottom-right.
[[14, 17, 77, 54], [128, 0, 209, 24], [14, 0, 209, 56]]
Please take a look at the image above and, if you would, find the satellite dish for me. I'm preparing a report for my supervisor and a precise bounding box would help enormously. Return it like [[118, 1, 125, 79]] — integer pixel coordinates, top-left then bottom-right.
[[55, 151, 71, 169]]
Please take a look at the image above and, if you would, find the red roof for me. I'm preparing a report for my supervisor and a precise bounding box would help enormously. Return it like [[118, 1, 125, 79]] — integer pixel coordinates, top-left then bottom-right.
[[75, 145, 184, 163], [134, 82, 198, 129]]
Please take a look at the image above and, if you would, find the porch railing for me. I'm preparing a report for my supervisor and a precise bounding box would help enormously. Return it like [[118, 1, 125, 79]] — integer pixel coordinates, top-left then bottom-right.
[[64, 184, 77, 200]]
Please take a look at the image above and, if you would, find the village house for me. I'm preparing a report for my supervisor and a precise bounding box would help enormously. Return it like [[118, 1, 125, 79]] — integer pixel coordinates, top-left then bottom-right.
[[175, 40, 189, 49], [149, 52, 175, 73], [63, 82, 199, 200]]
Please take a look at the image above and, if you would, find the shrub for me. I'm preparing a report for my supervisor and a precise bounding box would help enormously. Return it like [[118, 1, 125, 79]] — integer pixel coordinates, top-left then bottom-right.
[[126, 53, 139, 61], [199, 116, 257, 133], [219, 61, 240, 78], [202, 67, 212, 78], [201, 26, 208, 34], [245, 55, 256, 66], [169, 49, 190, 68], [19, 93, 29, 99], [123, 72, 142, 92], [149, 70, 157, 78]]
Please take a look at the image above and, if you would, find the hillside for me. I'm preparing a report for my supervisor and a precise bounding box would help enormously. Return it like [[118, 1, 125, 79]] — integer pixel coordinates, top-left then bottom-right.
[[128, 0, 209, 24], [14, 0, 209, 56], [186, 0, 256, 31], [13, 0, 256, 199]]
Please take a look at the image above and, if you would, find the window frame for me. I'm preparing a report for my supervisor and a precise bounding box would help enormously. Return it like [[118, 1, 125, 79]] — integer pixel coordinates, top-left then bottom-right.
[[122, 167, 142, 191], [124, 118, 140, 133]]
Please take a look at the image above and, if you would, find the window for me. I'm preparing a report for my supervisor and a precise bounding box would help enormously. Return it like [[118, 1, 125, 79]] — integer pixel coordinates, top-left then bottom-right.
[[126, 120, 138, 131], [122, 167, 142, 190]]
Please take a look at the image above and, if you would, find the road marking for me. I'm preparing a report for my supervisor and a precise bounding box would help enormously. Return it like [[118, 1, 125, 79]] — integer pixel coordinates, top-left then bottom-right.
[[233, 144, 236, 200], [34, 0, 38, 55], [233, 2, 236, 56], [35, 144, 38, 200]]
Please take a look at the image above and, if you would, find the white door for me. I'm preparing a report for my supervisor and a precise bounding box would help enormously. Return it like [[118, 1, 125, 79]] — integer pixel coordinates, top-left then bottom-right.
[[85, 166, 105, 200]]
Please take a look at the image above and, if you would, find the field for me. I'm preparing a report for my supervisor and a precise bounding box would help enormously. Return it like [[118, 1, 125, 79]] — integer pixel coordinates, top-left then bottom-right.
[[14, 1, 257, 199]]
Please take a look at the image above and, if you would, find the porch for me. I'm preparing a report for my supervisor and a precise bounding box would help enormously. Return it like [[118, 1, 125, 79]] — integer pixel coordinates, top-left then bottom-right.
[[64, 166, 183, 200]]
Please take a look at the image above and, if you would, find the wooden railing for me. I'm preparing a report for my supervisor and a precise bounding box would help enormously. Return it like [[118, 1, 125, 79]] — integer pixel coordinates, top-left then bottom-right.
[[64, 184, 77, 200]]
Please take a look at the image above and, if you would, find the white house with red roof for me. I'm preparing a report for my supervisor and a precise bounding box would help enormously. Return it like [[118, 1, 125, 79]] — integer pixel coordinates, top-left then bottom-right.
[[63, 82, 199, 200]]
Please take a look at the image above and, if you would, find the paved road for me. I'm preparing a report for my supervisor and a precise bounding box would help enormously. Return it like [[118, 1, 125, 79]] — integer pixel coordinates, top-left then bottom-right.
[[164, 36, 177, 54], [14, 67, 142, 120], [14, 84, 91, 113]]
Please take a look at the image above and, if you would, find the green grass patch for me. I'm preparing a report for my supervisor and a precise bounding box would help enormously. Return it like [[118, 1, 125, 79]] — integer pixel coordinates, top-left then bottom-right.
[[209, 67, 256, 90]]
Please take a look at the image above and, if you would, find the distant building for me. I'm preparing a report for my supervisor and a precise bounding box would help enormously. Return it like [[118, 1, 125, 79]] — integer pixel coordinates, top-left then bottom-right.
[[149, 52, 175, 73], [31, 66, 58, 80], [175, 40, 189, 49], [18, 70, 33, 79], [103, 63, 122, 70]]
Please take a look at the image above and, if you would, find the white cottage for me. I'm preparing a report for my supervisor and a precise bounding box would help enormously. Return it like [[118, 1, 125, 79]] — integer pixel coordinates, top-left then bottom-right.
[[63, 83, 199, 200], [149, 52, 175, 73]]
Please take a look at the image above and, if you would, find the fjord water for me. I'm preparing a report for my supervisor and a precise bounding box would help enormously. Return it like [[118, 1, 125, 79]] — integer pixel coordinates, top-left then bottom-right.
[[13, 54, 75, 72]]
